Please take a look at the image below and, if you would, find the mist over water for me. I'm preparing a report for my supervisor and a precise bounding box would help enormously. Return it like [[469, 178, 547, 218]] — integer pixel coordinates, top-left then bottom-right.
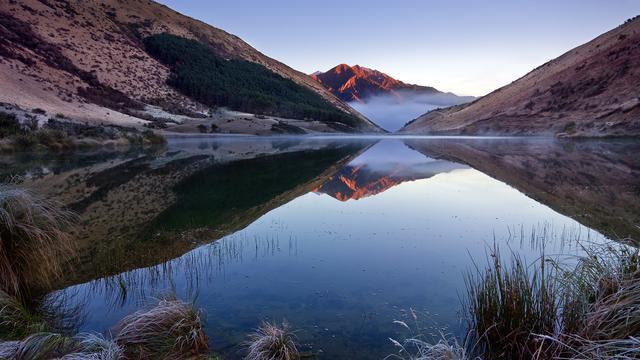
[[350, 90, 474, 132]]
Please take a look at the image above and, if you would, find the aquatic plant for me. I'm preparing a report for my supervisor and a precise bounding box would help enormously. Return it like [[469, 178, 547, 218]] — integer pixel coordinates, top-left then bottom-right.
[[0, 183, 76, 297], [245, 321, 300, 360], [114, 298, 208, 358]]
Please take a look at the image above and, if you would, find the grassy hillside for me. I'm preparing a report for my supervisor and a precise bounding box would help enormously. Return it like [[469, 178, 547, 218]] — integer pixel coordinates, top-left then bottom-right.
[[144, 34, 360, 128]]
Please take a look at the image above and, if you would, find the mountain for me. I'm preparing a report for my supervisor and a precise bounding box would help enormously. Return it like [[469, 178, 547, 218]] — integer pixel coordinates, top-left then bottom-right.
[[401, 17, 640, 137], [0, 0, 381, 135], [312, 64, 473, 131], [311, 64, 472, 103]]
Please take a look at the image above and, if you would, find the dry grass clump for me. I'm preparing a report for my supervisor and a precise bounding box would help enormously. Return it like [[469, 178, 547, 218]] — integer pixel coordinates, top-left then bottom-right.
[[246, 321, 300, 360], [0, 332, 122, 360], [0, 183, 76, 297], [59, 333, 124, 360], [114, 298, 208, 359], [11, 332, 74, 359], [551, 244, 640, 359]]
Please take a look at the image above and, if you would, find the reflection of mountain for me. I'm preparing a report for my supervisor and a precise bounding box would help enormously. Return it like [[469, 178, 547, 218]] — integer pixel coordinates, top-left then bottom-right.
[[316, 161, 463, 201], [406, 139, 640, 243], [15, 139, 370, 291], [316, 141, 467, 201]]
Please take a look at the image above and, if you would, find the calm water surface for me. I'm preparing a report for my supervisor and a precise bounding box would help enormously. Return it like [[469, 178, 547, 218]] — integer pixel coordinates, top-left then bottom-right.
[[5, 137, 639, 359]]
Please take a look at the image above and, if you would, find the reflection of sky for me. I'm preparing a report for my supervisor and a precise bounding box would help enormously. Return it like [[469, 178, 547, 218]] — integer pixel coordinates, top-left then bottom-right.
[[62, 148, 603, 358], [338, 139, 468, 181], [350, 139, 439, 166]]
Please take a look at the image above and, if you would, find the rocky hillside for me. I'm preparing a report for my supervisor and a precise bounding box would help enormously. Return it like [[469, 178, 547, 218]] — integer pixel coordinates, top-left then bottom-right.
[[401, 17, 640, 137], [0, 0, 381, 134], [312, 64, 472, 104]]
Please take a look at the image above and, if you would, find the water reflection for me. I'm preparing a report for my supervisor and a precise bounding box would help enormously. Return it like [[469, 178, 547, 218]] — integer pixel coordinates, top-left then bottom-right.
[[3, 137, 637, 359]]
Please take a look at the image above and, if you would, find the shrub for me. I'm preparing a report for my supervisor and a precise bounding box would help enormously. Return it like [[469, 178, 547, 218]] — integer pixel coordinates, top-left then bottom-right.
[[0, 112, 22, 137], [36, 129, 74, 151], [10, 133, 38, 150], [562, 121, 577, 134], [197, 124, 208, 133], [142, 130, 166, 145], [246, 321, 299, 360], [114, 299, 208, 358]]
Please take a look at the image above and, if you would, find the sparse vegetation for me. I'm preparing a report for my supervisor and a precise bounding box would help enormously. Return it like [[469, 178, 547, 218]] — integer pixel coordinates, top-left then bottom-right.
[[246, 321, 300, 360], [143, 33, 360, 129], [0, 110, 166, 151], [386, 310, 468, 360], [114, 298, 208, 359]]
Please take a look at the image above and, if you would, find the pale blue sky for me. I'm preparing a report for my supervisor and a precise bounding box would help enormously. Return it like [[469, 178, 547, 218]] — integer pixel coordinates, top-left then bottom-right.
[[156, 1, 639, 96]]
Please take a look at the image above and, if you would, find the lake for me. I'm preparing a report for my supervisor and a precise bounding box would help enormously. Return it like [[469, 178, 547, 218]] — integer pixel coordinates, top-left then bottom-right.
[[5, 136, 639, 359]]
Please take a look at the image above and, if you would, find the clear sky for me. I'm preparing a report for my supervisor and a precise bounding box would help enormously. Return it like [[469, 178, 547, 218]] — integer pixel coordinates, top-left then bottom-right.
[[156, 1, 639, 96]]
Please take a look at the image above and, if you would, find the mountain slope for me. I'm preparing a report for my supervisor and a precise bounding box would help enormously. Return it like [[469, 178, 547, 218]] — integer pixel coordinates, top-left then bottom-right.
[[312, 64, 471, 103], [0, 0, 381, 134], [401, 17, 640, 137]]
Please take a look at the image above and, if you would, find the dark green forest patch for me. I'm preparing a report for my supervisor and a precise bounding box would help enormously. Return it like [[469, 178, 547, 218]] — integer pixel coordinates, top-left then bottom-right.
[[143, 33, 360, 129]]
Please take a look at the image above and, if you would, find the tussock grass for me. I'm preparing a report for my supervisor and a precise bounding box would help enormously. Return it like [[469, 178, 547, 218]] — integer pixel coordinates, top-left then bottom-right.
[[0, 332, 121, 360], [0, 183, 76, 297], [0, 289, 46, 339], [12, 332, 74, 360], [550, 244, 640, 359], [464, 246, 558, 359], [246, 321, 299, 360], [114, 298, 208, 358], [464, 241, 640, 360], [60, 333, 123, 360]]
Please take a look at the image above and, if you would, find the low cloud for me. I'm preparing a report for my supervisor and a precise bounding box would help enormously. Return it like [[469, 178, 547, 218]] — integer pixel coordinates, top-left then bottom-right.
[[350, 90, 474, 132]]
